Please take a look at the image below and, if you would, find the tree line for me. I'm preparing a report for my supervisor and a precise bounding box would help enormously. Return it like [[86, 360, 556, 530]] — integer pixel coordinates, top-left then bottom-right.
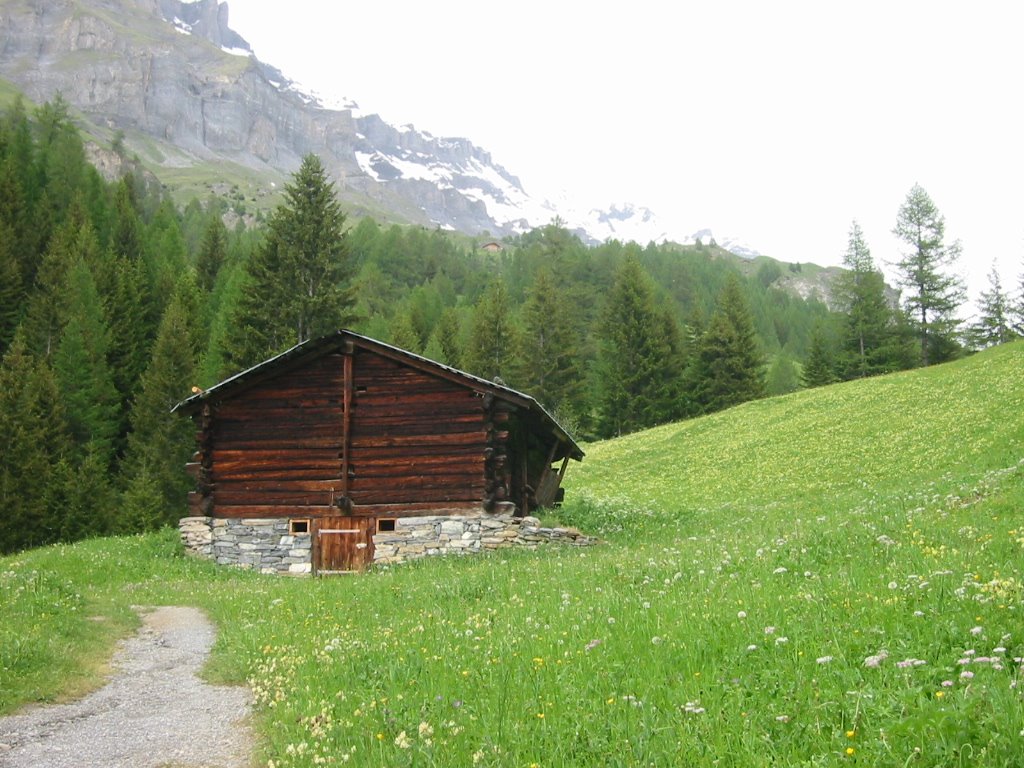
[[2, 97, 1022, 554]]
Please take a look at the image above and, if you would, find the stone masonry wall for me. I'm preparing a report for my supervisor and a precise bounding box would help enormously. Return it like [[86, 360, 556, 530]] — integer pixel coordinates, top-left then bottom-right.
[[179, 516, 312, 575], [372, 514, 596, 565], [179, 513, 595, 573]]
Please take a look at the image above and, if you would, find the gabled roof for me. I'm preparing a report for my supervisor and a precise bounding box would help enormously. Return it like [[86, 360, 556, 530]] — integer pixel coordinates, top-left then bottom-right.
[[173, 330, 583, 461]]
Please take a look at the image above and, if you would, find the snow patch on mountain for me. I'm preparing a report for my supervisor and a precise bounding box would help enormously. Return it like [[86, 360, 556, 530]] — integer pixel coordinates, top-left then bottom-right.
[[159, 2, 763, 255]]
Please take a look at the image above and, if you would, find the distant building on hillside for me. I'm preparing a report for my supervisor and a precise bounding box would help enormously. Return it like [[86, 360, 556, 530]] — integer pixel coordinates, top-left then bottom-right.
[[174, 330, 586, 574], [480, 240, 505, 253]]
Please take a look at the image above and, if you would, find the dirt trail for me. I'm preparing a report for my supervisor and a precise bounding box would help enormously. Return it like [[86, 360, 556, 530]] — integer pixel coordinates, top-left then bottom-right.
[[0, 606, 253, 768]]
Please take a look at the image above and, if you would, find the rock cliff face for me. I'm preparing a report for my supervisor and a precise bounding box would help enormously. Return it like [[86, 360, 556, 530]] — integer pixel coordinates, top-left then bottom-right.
[[0, 0, 530, 235]]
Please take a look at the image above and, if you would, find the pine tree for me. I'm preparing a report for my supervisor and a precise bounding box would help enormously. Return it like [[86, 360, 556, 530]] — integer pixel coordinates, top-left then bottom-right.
[[967, 264, 1015, 348], [595, 257, 677, 436], [465, 279, 516, 382], [687, 275, 766, 414], [892, 184, 966, 365], [120, 285, 200, 530], [225, 154, 357, 370], [514, 267, 584, 416], [833, 221, 896, 378], [801, 325, 838, 388]]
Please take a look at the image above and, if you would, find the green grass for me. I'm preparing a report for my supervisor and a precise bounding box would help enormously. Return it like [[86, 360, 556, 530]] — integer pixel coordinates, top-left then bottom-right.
[[2, 342, 1023, 766]]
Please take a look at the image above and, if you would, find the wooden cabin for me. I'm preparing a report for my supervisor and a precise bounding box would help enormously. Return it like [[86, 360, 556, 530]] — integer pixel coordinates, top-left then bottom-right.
[[173, 330, 583, 574]]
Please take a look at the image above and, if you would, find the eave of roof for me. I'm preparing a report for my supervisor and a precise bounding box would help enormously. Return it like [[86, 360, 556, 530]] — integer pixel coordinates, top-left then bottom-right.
[[173, 330, 584, 460]]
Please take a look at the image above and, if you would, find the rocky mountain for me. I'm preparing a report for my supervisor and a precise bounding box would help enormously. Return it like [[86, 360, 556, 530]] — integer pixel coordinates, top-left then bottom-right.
[[0, 0, 758, 253]]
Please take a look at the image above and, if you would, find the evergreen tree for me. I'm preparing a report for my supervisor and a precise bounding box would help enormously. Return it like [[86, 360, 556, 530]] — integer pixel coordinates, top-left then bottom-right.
[[967, 264, 1015, 348], [0, 161, 33, 298], [35, 94, 87, 225], [766, 353, 801, 395], [225, 154, 357, 370], [655, 306, 687, 422], [21, 228, 72, 358], [834, 221, 895, 378], [465, 278, 516, 382], [595, 257, 677, 436], [0, 220, 21, 354], [47, 445, 114, 542], [513, 267, 584, 416], [120, 286, 199, 529], [53, 260, 120, 466], [0, 334, 72, 552], [388, 311, 421, 353], [892, 184, 966, 365], [801, 325, 838, 388], [429, 307, 463, 368], [1010, 260, 1024, 336], [196, 215, 228, 292], [687, 275, 766, 414]]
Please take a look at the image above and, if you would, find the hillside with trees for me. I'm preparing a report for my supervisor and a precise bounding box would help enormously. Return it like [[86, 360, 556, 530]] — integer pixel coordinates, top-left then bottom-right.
[[2, 97, 1022, 554]]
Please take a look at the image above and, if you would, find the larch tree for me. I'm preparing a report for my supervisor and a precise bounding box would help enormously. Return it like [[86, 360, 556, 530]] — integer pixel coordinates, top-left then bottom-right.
[[514, 267, 584, 418], [465, 278, 516, 382], [53, 259, 120, 468], [225, 154, 357, 371], [892, 184, 966, 365], [429, 307, 463, 369], [120, 282, 200, 529]]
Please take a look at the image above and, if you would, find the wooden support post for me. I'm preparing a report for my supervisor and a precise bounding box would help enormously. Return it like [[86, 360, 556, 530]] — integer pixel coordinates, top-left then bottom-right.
[[535, 440, 560, 495]]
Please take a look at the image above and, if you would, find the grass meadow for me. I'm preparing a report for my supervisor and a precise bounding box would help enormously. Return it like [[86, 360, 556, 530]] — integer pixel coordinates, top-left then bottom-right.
[[3, 341, 1023, 766]]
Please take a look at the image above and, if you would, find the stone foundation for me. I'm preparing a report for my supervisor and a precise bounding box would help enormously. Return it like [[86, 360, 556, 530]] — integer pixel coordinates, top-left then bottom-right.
[[179, 517, 312, 575], [372, 514, 596, 565], [178, 513, 595, 574]]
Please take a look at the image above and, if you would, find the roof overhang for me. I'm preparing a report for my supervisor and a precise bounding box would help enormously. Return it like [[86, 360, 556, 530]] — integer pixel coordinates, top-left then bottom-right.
[[173, 330, 584, 461]]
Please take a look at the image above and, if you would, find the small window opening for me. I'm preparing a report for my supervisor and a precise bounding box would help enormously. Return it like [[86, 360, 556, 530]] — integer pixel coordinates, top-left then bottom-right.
[[289, 519, 310, 535], [377, 518, 397, 533], [355, 385, 368, 394]]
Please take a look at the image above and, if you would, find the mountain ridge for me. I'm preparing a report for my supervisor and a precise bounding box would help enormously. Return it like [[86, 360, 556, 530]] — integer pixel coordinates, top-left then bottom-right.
[[0, 0, 763, 256]]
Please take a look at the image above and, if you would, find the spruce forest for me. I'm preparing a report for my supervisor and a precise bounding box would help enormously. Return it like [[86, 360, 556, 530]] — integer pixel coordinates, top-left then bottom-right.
[[2, 97, 1022, 555]]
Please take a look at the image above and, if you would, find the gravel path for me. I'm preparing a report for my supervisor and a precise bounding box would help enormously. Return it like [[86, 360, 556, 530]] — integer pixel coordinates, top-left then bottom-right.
[[0, 606, 253, 768]]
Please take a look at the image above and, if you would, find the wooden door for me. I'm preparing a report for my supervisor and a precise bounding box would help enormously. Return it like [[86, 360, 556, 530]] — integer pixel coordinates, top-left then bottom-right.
[[314, 516, 374, 574]]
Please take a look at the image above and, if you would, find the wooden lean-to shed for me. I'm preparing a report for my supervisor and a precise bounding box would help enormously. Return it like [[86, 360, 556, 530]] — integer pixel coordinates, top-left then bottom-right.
[[174, 330, 584, 574]]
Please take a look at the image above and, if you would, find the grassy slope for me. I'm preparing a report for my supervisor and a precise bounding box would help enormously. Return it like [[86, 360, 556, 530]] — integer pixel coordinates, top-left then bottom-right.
[[565, 341, 1024, 532], [2, 342, 1022, 766]]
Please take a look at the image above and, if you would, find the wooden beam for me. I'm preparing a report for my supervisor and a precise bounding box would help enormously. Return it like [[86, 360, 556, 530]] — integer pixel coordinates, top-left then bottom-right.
[[342, 353, 353, 497]]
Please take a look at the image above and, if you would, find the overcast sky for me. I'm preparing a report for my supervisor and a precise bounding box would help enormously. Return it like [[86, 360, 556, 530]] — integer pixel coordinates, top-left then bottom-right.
[[225, 0, 1023, 314]]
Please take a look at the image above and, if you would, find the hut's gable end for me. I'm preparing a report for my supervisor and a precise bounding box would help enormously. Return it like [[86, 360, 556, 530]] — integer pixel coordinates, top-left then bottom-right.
[[348, 351, 488, 506], [209, 353, 346, 516]]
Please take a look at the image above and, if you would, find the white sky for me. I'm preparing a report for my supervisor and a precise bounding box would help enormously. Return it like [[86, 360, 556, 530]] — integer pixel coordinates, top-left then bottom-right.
[[225, 0, 1023, 314]]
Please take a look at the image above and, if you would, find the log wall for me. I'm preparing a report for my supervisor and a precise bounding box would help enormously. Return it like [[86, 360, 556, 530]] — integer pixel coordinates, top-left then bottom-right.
[[206, 353, 346, 516], [193, 348, 495, 519], [348, 352, 487, 506]]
